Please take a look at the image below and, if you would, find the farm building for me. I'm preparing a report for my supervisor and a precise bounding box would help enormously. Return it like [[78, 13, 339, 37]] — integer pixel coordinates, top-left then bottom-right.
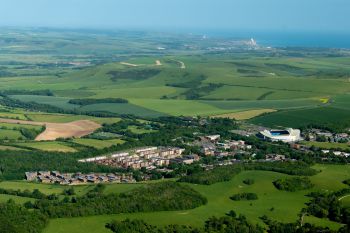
[[258, 128, 301, 143]]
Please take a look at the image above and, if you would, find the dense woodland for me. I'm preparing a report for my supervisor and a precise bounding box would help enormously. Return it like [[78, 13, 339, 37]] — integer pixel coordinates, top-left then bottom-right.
[[0, 201, 48, 233], [32, 182, 207, 218]]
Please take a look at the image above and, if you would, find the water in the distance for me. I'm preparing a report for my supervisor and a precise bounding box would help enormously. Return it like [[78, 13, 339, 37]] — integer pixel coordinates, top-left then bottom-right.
[[201, 30, 350, 49]]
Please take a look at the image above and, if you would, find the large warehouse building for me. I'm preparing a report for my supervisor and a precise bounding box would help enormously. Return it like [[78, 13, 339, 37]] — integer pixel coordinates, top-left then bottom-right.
[[258, 128, 301, 143]]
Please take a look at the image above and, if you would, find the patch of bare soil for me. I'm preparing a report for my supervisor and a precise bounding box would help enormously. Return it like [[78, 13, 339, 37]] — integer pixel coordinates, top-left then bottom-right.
[[0, 118, 100, 141]]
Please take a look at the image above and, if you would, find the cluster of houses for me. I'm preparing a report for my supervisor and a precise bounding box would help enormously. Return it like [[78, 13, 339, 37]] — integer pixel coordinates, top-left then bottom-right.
[[321, 150, 350, 158], [25, 171, 135, 185], [198, 135, 252, 157], [305, 129, 350, 143], [78, 147, 199, 170]]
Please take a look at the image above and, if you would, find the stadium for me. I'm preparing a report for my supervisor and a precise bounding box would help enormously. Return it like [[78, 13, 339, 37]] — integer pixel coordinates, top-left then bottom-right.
[[258, 128, 301, 142]]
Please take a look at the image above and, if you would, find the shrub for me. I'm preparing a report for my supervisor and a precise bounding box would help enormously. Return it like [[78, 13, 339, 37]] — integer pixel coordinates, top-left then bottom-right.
[[273, 177, 314, 192], [230, 193, 258, 201], [343, 179, 350, 186], [243, 178, 255, 185]]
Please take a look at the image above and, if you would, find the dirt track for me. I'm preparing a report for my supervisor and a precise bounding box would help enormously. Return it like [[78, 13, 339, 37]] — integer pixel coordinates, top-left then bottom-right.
[[0, 118, 100, 141], [120, 62, 139, 67]]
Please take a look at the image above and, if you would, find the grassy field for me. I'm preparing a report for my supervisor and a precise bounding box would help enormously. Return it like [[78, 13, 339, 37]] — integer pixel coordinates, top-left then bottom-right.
[[302, 141, 350, 150], [129, 99, 231, 116], [340, 196, 350, 208], [0, 181, 96, 196], [10, 95, 77, 110], [42, 164, 349, 233], [72, 138, 125, 149], [80, 103, 166, 117], [25, 113, 121, 124], [213, 109, 276, 120], [202, 98, 322, 111], [14, 141, 77, 152], [250, 106, 350, 129], [0, 145, 26, 151], [250, 94, 350, 129], [0, 112, 28, 120], [0, 129, 23, 140], [0, 181, 148, 198], [0, 194, 35, 204], [0, 121, 44, 141], [127, 125, 156, 134], [0, 122, 43, 130], [0, 181, 67, 195]]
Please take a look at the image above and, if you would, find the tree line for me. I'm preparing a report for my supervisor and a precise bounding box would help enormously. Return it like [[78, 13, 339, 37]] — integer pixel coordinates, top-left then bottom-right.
[[31, 182, 207, 218], [273, 177, 314, 192], [105, 213, 348, 233], [179, 162, 318, 185], [68, 98, 128, 106]]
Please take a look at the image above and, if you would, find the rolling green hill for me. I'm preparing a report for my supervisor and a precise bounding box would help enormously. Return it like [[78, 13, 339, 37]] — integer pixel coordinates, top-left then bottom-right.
[[2, 55, 349, 122]]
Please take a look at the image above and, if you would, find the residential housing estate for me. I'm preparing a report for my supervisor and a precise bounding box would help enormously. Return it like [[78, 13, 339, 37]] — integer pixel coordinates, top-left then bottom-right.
[[25, 171, 135, 185], [78, 147, 186, 170]]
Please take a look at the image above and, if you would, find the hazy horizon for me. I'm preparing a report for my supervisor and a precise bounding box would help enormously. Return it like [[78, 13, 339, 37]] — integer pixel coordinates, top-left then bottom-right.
[[0, 0, 349, 33]]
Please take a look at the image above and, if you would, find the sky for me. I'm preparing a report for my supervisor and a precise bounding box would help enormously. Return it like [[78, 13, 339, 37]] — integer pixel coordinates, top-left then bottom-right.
[[0, 0, 349, 33]]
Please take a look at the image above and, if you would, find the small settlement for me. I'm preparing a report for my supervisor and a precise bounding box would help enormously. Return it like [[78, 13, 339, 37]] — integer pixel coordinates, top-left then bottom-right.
[[25, 171, 135, 185]]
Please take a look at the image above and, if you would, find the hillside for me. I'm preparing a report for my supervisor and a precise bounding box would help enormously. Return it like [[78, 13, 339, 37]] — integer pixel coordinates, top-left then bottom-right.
[[1, 54, 350, 126]]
